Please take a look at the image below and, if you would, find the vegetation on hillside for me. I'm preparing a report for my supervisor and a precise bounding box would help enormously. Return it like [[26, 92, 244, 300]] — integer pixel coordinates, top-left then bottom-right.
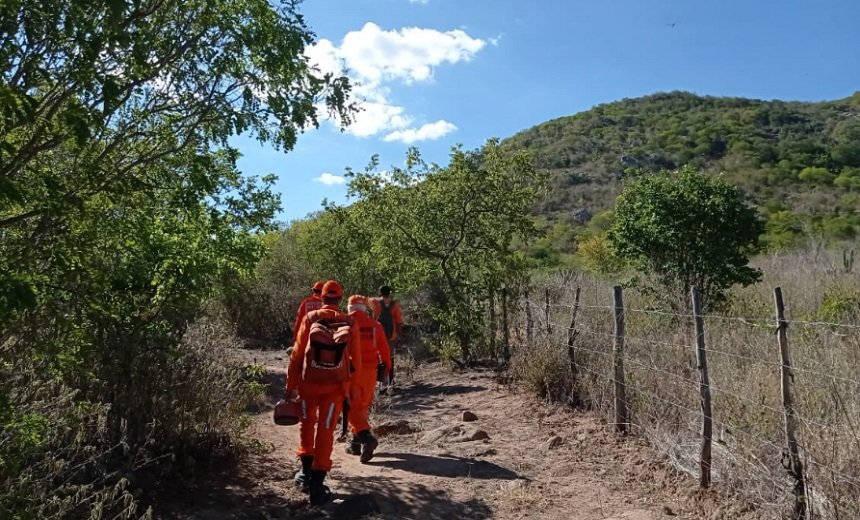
[[504, 91, 860, 268]]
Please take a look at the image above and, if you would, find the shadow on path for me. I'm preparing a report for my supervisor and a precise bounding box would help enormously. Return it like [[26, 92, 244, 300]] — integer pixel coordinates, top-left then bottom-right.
[[366, 451, 519, 480], [325, 473, 494, 520], [385, 381, 487, 413]]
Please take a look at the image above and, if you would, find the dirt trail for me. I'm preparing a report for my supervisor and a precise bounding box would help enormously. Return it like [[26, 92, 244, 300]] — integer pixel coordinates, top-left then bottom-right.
[[163, 352, 759, 519]]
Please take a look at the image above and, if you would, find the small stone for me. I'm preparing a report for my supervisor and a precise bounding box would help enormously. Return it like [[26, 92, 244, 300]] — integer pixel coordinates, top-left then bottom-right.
[[374, 420, 421, 437], [662, 505, 677, 516], [469, 429, 490, 441], [545, 435, 563, 449], [462, 410, 478, 422], [421, 425, 461, 445]]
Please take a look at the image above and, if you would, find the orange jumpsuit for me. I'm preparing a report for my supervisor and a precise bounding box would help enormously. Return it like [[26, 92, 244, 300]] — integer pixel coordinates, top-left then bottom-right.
[[293, 295, 323, 339], [287, 305, 361, 472], [347, 311, 392, 434]]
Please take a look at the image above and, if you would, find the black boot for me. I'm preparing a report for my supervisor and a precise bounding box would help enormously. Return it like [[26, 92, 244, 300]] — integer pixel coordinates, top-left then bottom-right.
[[345, 435, 362, 456], [308, 469, 331, 506], [293, 455, 313, 491], [358, 430, 379, 463]]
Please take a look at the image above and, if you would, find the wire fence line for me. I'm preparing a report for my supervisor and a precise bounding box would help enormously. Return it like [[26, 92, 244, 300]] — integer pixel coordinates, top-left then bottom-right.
[[536, 300, 860, 331], [509, 284, 860, 520]]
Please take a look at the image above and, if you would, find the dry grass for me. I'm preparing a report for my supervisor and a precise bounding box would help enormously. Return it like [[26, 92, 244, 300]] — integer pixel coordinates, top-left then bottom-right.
[[509, 248, 860, 519], [0, 317, 264, 519]]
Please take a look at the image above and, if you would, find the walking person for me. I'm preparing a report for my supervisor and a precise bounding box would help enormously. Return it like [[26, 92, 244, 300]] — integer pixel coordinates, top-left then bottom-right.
[[292, 281, 324, 340], [370, 285, 403, 384], [344, 295, 391, 462], [286, 280, 361, 505]]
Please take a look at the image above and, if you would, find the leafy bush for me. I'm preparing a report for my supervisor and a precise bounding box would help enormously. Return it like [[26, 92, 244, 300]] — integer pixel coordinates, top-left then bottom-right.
[[817, 288, 860, 323], [577, 234, 625, 275], [798, 166, 835, 184], [608, 166, 764, 309]]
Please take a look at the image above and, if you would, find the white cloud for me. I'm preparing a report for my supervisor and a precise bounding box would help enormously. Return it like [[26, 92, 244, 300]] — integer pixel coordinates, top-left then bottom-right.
[[409, 0, 429, 3], [347, 98, 412, 138], [305, 22, 486, 141], [314, 172, 346, 186], [337, 22, 485, 85], [383, 120, 457, 144]]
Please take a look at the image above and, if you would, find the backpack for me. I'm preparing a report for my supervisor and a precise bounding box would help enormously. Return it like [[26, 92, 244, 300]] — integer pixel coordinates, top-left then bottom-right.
[[376, 299, 396, 339], [302, 311, 353, 385]]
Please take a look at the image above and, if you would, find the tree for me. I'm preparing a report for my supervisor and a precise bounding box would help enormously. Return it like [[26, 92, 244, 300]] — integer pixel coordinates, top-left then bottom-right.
[[607, 167, 764, 309], [835, 168, 860, 190], [798, 166, 835, 185], [1, 0, 353, 323], [831, 119, 860, 167], [333, 140, 547, 362], [0, 1, 352, 517]]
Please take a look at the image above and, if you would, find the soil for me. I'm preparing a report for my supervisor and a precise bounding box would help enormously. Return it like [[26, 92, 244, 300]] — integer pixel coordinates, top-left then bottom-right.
[[156, 350, 764, 519]]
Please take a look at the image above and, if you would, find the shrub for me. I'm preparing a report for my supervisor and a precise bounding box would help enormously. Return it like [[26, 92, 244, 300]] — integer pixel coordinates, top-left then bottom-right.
[[608, 166, 764, 309], [510, 340, 574, 402], [577, 234, 625, 275]]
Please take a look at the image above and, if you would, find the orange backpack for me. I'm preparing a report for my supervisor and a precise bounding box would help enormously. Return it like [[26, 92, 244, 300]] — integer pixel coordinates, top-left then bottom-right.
[[302, 311, 353, 385]]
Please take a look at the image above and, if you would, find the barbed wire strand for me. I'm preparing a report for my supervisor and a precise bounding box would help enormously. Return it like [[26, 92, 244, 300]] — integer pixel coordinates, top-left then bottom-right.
[[526, 298, 860, 330]]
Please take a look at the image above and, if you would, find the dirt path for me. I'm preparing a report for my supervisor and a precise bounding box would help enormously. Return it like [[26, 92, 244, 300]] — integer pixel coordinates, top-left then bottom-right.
[[162, 353, 760, 520]]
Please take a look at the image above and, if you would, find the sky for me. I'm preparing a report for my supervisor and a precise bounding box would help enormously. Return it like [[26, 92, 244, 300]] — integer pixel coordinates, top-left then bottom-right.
[[233, 0, 860, 223]]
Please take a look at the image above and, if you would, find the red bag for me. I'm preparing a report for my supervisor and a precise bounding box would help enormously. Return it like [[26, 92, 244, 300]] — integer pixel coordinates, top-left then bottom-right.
[[273, 398, 300, 426]]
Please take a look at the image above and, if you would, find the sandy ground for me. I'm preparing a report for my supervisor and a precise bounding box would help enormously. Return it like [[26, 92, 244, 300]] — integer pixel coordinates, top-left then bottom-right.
[[158, 350, 762, 519]]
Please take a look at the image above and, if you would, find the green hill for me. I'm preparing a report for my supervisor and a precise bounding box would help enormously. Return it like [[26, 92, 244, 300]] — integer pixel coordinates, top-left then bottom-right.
[[503, 91, 860, 265]]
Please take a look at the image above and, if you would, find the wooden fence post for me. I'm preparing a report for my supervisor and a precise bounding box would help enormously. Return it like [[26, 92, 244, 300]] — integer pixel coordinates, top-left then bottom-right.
[[524, 287, 533, 344], [612, 286, 628, 434], [544, 287, 552, 336], [691, 287, 713, 489], [567, 287, 581, 380], [501, 285, 510, 363], [567, 287, 582, 405], [774, 287, 808, 520]]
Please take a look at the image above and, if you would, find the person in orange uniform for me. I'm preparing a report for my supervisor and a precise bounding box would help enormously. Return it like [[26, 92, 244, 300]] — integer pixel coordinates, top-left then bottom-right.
[[369, 285, 403, 384], [286, 280, 361, 506], [292, 281, 324, 339], [344, 295, 392, 462]]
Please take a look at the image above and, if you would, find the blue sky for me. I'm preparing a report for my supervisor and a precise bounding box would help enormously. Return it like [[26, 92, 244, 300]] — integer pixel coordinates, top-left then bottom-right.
[[234, 0, 860, 223]]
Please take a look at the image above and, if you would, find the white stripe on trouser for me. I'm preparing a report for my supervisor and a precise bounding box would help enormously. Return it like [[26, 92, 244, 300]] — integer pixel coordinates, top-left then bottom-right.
[[301, 400, 307, 420], [324, 402, 336, 430]]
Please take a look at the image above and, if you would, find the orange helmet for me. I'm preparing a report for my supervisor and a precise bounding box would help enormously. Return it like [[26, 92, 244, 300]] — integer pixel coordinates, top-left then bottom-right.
[[321, 280, 343, 299], [312, 281, 324, 293]]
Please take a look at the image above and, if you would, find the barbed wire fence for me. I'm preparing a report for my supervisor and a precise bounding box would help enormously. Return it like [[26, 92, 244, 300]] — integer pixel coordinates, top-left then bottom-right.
[[502, 281, 860, 520]]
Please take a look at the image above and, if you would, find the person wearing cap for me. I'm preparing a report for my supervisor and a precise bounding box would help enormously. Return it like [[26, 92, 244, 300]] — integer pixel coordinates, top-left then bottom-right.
[[286, 280, 361, 505], [293, 281, 324, 340], [344, 295, 392, 462]]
